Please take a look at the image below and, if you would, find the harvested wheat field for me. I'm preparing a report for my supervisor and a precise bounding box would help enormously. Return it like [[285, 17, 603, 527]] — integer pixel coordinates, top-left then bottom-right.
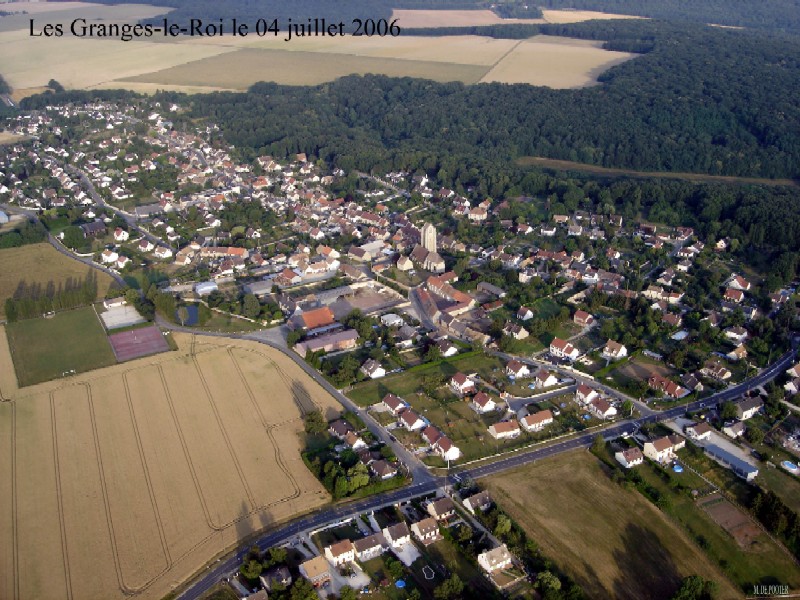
[[0, 28, 235, 91], [484, 451, 740, 600], [0, 330, 340, 600], [122, 46, 489, 88], [480, 35, 637, 88], [391, 8, 642, 28]]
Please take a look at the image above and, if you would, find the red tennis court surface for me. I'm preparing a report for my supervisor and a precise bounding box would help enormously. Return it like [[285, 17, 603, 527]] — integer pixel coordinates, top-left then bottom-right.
[[108, 325, 170, 362]]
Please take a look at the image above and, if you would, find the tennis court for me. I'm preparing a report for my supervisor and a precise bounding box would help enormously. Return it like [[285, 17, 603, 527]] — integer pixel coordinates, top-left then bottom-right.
[[108, 325, 169, 362]]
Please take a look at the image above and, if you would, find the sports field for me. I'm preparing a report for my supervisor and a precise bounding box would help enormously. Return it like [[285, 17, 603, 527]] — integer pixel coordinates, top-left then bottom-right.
[[5, 306, 116, 386], [0, 331, 340, 600], [0, 243, 114, 317], [484, 452, 741, 599]]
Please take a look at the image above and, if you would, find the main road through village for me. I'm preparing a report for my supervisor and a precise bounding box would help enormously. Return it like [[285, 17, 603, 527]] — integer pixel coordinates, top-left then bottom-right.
[[173, 319, 798, 600]]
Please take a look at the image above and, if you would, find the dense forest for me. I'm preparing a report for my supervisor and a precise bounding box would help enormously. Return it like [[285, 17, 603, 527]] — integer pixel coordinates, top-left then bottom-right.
[[139, 20, 800, 180]]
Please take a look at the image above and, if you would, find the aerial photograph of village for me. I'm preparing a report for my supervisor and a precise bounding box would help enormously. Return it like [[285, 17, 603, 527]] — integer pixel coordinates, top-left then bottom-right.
[[0, 1, 799, 599]]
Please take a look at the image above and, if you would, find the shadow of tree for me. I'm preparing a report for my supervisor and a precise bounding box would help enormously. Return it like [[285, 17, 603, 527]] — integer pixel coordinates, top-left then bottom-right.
[[611, 522, 683, 600]]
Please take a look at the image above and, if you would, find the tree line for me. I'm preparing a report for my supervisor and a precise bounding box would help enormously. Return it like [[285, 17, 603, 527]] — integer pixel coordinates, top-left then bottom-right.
[[5, 270, 98, 322]]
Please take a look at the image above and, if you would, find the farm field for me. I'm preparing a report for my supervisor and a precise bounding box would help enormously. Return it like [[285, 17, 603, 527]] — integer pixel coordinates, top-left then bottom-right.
[[480, 36, 637, 88], [0, 331, 340, 600], [5, 307, 116, 386], [484, 452, 741, 600], [122, 46, 490, 88], [0, 243, 114, 317]]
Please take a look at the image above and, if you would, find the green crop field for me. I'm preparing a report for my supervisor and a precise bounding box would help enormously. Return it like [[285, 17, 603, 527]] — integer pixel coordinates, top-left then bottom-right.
[[5, 307, 115, 386]]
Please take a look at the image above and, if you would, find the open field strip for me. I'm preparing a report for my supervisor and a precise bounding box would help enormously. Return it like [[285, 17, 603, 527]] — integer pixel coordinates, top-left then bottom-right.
[[122, 364, 213, 565], [52, 384, 120, 599], [13, 398, 69, 600], [88, 375, 170, 591], [147, 359, 252, 529], [175, 33, 519, 67], [192, 348, 297, 507], [480, 35, 638, 88], [484, 452, 741, 599], [540, 9, 645, 24], [0, 403, 15, 600], [0, 326, 19, 398]]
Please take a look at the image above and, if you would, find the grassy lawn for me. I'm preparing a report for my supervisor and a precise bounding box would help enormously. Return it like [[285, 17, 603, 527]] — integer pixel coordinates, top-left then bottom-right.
[[312, 523, 363, 550], [6, 307, 116, 386], [754, 462, 800, 515], [633, 454, 800, 593], [347, 353, 504, 407], [186, 312, 263, 333], [531, 297, 562, 319], [484, 451, 742, 600], [0, 242, 115, 317], [198, 583, 239, 600], [423, 537, 495, 595]]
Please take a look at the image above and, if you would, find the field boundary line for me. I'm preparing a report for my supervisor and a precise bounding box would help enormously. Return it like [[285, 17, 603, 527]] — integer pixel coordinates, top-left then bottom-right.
[[11, 401, 19, 600], [191, 351, 257, 509], [84, 382, 128, 594], [156, 363, 222, 531], [226, 348, 302, 504], [49, 392, 74, 600]]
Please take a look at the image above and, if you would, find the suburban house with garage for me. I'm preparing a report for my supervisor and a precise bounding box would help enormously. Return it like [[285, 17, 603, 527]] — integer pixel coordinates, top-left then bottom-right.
[[615, 447, 644, 469], [427, 497, 456, 521], [324, 540, 355, 566], [449, 372, 477, 396], [478, 544, 513, 574], [520, 410, 554, 432], [382, 522, 411, 548], [488, 420, 521, 440], [411, 518, 441, 545]]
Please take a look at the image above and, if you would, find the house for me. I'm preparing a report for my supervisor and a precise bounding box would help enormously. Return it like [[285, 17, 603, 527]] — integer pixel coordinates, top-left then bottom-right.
[[588, 397, 617, 420], [81, 221, 107, 237], [477, 544, 513, 574], [400, 409, 426, 431], [517, 306, 534, 321], [449, 372, 476, 396], [294, 329, 358, 355], [427, 497, 456, 521], [488, 420, 521, 440], [786, 363, 800, 379], [727, 274, 751, 291], [471, 391, 497, 414], [328, 420, 353, 440], [422, 425, 441, 446], [411, 518, 441, 545], [727, 344, 748, 362], [324, 539, 355, 566], [463, 491, 493, 515], [724, 326, 748, 344], [701, 362, 732, 381], [381, 394, 407, 415], [361, 359, 386, 379], [299, 555, 331, 588], [602, 340, 628, 361], [686, 422, 713, 441], [736, 397, 763, 420], [648, 374, 688, 398], [138, 239, 155, 252], [113, 227, 129, 242], [505, 359, 530, 379], [643, 436, 679, 464], [575, 384, 599, 405], [382, 522, 411, 548], [503, 322, 529, 340], [724, 288, 744, 303], [101, 249, 118, 264], [521, 409, 554, 432], [436, 339, 459, 357], [354, 533, 387, 562], [260, 566, 292, 592], [615, 447, 644, 469], [681, 373, 705, 393], [289, 306, 336, 331], [550, 337, 579, 361], [153, 246, 173, 259], [116, 255, 131, 269], [723, 421, 746, 439], [434, 436, 461, 462], [786, 378, 800, 395], [370, 460, 397, 480], [344, 431, 368, 451], [534, 370, 559, 389], [573, 310, 594, 327]]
